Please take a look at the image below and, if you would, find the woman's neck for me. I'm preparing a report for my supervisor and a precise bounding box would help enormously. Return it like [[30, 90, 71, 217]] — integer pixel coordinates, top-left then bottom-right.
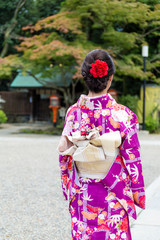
[[87, 89, 108, 98]]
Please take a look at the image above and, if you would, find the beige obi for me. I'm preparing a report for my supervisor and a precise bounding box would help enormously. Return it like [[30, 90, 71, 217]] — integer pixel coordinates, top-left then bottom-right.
[[58, 129, 121, 179]]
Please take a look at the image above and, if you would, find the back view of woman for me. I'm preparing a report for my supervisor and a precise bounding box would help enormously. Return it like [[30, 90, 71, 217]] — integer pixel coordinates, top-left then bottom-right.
[[58, 49, 145, 240]]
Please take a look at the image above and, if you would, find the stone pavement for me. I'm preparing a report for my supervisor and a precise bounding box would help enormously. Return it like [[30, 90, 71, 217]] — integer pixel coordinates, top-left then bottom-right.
[[0, 124, 160, 240], [131, 176, 160, 240]]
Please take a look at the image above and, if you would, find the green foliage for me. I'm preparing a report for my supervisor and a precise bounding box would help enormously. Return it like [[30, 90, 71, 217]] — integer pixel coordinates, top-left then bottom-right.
[[35, 0, 64, 18], [145, 115, 159, 133], [19, 128, 62, 135], [0, 110, 7, 124], [0, 0, 38, 54], [102, 30, 137, 51], [56, 120, 64, 129], [118, 94, 139, 114], [1, 0, 160, 100]]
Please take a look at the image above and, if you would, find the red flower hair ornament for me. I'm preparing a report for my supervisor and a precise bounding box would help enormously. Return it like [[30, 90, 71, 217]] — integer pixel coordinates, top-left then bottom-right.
[[90, 60, 109, 78]]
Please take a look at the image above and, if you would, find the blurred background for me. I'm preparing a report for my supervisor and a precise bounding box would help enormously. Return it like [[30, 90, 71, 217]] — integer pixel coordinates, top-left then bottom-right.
[[0, 0, 160, 133]]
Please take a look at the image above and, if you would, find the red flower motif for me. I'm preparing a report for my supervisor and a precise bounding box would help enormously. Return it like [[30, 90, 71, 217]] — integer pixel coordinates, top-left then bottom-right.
[[81, 119, 86, 125], [88, 111, 93, 117], [62, 174, 67, 186], [71, 207, 76, 214], [132, 177, 138, 184], [127, 200, 135, 210], [80, 104, 89, 109], [87, 228, 94, 235], [90, 60, 109, 78], [124, 176, 129, 183], [74, 183, 78, 188], [119, 175, 123, 181], [62, 155, 67, 162], [75, 232, 81, 238], [135, 118, 139, 124], [81, 130, 89, 136], [68, 158, 72, 170], [139, 195, 145, 208], [120, 217, 128, 232], [67, 179, 72, 190]]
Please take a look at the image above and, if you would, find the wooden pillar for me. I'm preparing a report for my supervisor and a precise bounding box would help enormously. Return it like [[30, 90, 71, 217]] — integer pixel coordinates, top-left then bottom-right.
[[32, 89, 36, 121], [29, 89, 34, 122]]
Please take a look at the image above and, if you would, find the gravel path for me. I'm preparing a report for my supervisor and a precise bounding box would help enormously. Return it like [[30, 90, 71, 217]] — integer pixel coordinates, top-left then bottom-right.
[[0, 127, 160, 240], [0, 136, 71, 240]]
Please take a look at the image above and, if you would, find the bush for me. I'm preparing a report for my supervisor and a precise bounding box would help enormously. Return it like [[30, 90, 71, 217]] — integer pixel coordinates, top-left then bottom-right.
[[0, 110, 7, 124], [145, 115, 159, 133], [118, 94, 139, 114], [19, 128, 62, 135]]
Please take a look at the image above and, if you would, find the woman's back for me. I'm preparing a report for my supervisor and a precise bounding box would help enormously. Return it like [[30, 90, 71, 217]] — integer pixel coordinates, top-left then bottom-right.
[[58, 49, 145, 240]]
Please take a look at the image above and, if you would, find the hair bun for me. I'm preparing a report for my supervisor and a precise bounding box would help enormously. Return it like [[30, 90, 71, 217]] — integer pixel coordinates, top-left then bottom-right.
[[81, 49, 115, 93]]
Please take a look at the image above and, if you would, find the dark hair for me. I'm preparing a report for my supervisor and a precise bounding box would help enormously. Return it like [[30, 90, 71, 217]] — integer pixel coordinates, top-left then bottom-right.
[[81, 49, 115, 93]]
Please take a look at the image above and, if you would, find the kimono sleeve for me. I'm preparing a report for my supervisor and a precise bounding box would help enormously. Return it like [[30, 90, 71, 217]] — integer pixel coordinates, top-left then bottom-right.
[[120, 112, 145, 210], [58, 106, 75, 201]]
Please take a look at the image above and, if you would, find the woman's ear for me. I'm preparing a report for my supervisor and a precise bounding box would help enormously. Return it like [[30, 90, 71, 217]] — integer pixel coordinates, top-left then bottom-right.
[[106, 74, 113, 90], [109, 74, 113, 83]]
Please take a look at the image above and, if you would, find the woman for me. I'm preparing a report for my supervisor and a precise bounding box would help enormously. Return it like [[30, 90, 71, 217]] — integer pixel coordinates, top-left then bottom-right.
[[58, 49, 145, 240]]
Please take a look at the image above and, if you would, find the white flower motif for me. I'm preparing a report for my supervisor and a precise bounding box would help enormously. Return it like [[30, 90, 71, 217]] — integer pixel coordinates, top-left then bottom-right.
[[72, 217, 77, 223], [109, 202, 115, 208], [86, 99, 94, 109], [72, 188, 76, 194], [110, 234, 116, 239], [122, 172, 127, 179], [74, 122, 79, 129], [111, 109, 128, 123], [121, 232, 127, 239], [99, 214, 105, 220], [102, 109, 108, 116], [83, 234, 89, 240], [82, 113, 88, 119]]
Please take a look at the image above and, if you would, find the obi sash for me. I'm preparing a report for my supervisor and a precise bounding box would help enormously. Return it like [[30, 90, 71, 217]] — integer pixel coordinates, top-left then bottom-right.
[[58, 129, 121, 179]]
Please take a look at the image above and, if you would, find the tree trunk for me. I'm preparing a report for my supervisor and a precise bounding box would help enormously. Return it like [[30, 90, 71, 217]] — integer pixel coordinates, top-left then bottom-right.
[[0, 42, 9, 58], [72, 78, 79, 103], [123, 78, 127, 95], [62, 88, 71, 109], [0, 0, 26, 58]]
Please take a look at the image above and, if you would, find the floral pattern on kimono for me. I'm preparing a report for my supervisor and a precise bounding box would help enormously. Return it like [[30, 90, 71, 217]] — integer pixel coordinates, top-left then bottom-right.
[[58, 93, 145, 223]]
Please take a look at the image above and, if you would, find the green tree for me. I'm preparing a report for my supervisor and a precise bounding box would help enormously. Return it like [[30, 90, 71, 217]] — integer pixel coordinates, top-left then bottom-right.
[[62, 0, 160, 94], [0, 0, 38, 58], [36, 0, 64, 19], [0, 0, 160, 102], [0, 11, 96, 107]]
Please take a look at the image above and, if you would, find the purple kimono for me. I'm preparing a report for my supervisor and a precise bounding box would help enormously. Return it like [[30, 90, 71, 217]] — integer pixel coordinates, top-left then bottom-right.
[[59, 93, 145, 240]]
